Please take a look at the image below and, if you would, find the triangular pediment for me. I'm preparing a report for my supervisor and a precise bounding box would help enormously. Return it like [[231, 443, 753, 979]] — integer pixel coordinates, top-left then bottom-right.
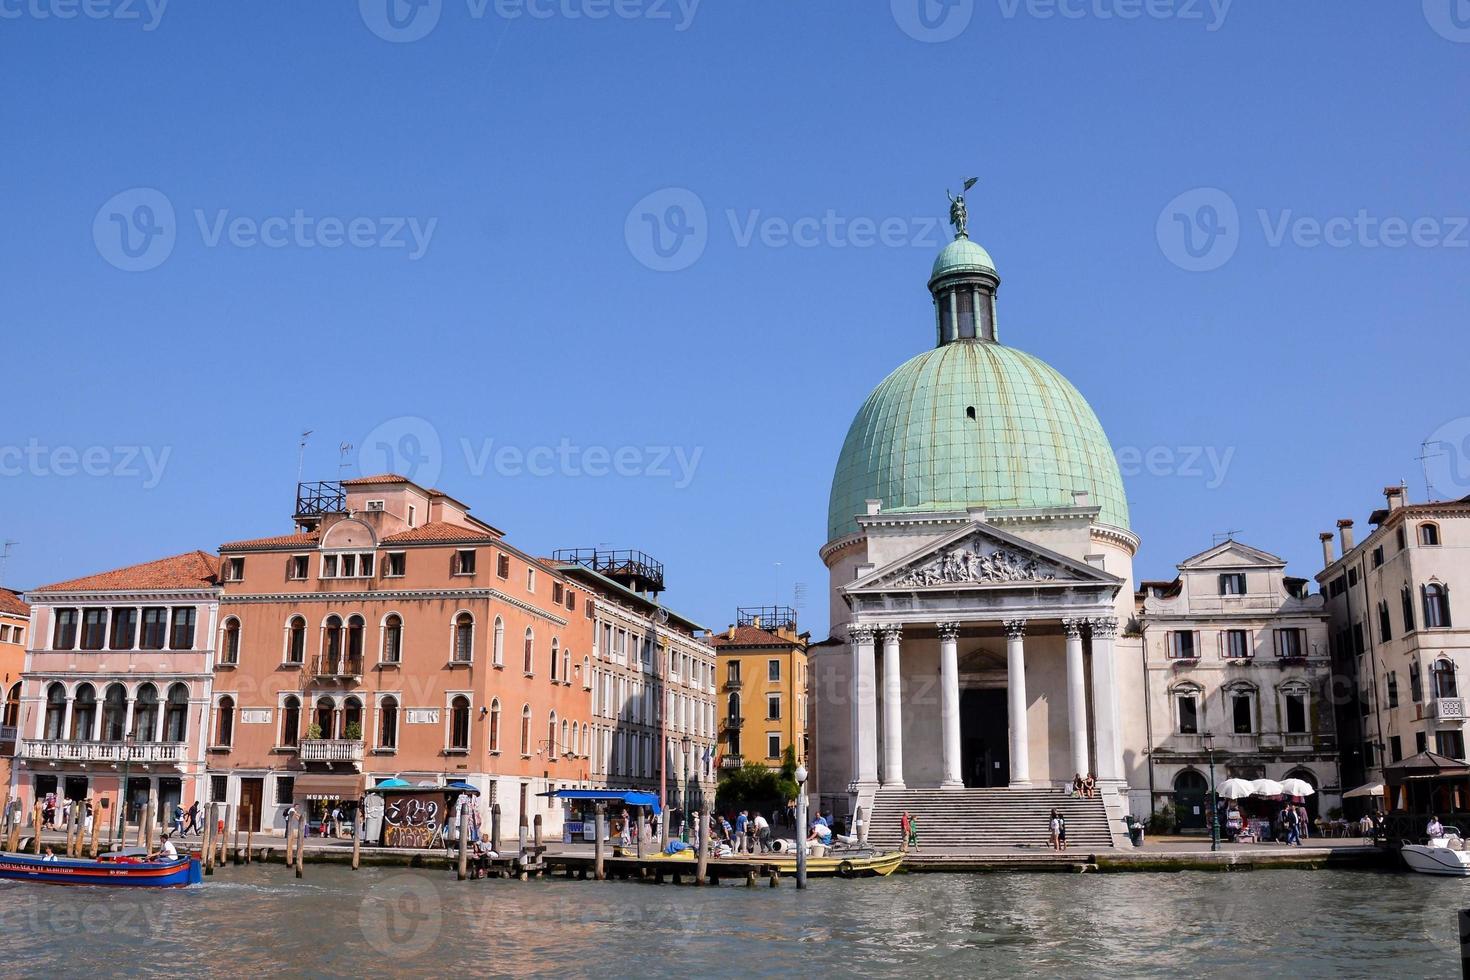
[[1178, 540, 1284, 571], [846, 521, 1121, 594]]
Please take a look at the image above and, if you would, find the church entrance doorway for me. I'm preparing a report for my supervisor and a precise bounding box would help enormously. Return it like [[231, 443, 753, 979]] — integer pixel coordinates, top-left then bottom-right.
[[960, 688, 1009, 787]]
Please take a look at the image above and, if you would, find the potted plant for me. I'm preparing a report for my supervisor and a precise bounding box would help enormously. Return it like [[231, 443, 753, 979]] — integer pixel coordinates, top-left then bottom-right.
[[306, 723, 323, 741], [345, 722, 362, 741]]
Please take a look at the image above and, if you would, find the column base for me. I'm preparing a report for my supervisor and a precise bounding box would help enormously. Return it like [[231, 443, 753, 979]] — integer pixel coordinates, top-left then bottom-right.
[[1007, 780, 1033, 789], [880, 780, 906, 790], [938, 779, 965, 790]]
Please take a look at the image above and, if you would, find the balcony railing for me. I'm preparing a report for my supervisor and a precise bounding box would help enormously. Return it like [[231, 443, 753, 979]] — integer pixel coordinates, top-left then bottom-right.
[[723, 677, 742, 691], [299, 738, 365, 765], [20, 739, 185, 765], [720, 755, 743, 770], [1429, 698, 1466, 722], [313, 655, 364, 680], [721, 716, 743, 730]]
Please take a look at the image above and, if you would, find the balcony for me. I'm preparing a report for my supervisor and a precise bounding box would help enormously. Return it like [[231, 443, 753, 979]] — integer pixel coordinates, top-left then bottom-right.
[[299, 738, 365, 767], [1427, 698, 1466, 722], [723, 677, 742, 691], [721, 716, 744, 731], [720, 754, 744, 770], [19, 739, 185, 766], [313, 655, 364, 681]]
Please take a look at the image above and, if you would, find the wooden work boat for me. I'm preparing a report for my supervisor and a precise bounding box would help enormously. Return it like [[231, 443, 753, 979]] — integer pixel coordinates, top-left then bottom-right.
[[657, 848, 904, 878], [0, 851, 202, 887]]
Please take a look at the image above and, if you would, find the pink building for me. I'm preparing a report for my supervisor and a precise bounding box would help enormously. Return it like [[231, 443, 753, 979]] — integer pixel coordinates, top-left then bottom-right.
[[8, 552, 220, 829]]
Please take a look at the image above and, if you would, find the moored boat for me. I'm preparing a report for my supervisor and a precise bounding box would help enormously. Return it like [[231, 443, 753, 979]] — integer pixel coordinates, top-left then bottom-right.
[[0, 851, 203, 887], [655, 848, 904, 878]]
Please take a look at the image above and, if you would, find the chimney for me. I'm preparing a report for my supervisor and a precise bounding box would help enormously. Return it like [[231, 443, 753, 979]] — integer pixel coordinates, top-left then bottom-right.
[[1319, 532, 1335, 568], [865, 498, 883, 516], [726, 625, 735, 640], [1384, 484, 1406, 511], [1337, 519, 1355, 554]]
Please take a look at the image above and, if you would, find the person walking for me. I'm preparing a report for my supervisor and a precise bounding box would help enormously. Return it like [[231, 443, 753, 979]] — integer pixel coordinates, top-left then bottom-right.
[[173, 803, 186, 837], [735, 810, 749, 854], [906, 812, 921, 852], [753, 811, 771, 853], [184, 801, 201, 836], [900, 810, 912, 852], [1281, 804, 1300, 846], [1049, 809, 1066, 851]]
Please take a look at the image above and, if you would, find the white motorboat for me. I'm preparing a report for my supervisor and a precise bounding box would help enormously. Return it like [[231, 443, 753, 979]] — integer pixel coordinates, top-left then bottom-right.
[[1401, 830, 1470, 876]]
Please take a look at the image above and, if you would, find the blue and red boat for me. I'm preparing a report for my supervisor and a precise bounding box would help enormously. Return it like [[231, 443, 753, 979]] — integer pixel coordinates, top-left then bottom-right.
[[0, 851, 202, 887]]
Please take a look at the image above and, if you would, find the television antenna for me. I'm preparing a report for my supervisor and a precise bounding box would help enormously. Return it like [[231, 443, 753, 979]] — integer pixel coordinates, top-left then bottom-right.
[[1212, 529, 1243, 546], [296, 430, 314, 483], [338, 442, 354, 478], [0, 541, 14, 588]]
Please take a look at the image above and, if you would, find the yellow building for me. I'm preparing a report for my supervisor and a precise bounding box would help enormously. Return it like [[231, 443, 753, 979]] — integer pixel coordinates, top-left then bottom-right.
[[711, 607, 810, 773]]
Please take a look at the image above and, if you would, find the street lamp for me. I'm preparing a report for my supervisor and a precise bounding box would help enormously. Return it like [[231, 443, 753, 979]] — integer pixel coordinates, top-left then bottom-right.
[[795, 764, 808, 889], [680, 734, 692, 842], [1202, 732, 1219, 852]]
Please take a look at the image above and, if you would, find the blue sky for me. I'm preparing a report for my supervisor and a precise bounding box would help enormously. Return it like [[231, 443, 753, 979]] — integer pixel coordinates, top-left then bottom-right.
[[2, 0, 1467, 636]]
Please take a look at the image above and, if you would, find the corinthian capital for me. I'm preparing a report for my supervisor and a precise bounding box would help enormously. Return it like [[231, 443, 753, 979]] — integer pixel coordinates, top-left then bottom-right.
[[937, 621, 962, 642], [847, 624, 876, 645], [1090, 616, 1119, 640], [1062, 617, 1086, 639], [880, 623, 903, 644], [1003, 618, 1028, 640]]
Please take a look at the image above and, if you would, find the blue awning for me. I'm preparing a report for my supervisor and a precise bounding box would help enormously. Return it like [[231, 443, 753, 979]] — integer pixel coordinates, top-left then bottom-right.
[[537, 789, 661, 815]]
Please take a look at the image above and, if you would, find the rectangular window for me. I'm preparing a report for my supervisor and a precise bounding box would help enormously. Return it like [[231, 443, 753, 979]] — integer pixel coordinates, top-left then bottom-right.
[[1410, 661, 1423, 703], [1372, 546, 1384, 568], [553, 582, 564, 604], [497, 553, 510, 579], [340, 553, 357, 578], [225, 557, 244, 582], [728, 661, 741, 683], [1379, 602, 1392, 643], [322, 554, 338, 578], [1168, 631, 1196, 659], [526, 568, 536, 592], [1232, 693, 1251, 734], [53, 608, 78, 650], [1436, 730, 1466, 760], [767, 732, 781, 759], [1224, 630, 1250, 659], [1219, 572, 1246, 596], [1275, 628, 1304, 659], [1285, 693, 1307, 733], [1397, 526, 1407, 550], [767, 659, 780, 682], [139, 607, 167, 650], [1387, 671, 1399, 708], [384, 552, 406, 577], [1417, 731, 1428, 754], [455, 550, 477, 575], [407, 504, 417, 528], [1403, 587, 1416, 633], [80, 609, 107, 650], [289, 555, 309, 580], [566, 590, 576, 611], [1347, 567, 1359, 587], [170, 607, 196, 649], [1177, 695, 1198, 734], [1389, 735, 1403, 763], [767, 694, 780, 720]]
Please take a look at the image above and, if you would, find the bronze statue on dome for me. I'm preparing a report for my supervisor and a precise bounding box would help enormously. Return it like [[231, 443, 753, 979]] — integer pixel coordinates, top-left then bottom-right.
[[947, 177, 978, 239]]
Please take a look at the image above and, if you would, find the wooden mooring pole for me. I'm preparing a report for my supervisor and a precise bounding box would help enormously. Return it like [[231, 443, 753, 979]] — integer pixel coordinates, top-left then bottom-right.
[[490, 803, 500, 854], [456, 808, 469, 882], [202, 811, 214, 875], [31, 804, 42, 855], [594, 804, 606, 881], [245, 805, 253, 864], [229, 805, 239, 864], [294, 818, 305, 879], [284, 814, 296, 867]]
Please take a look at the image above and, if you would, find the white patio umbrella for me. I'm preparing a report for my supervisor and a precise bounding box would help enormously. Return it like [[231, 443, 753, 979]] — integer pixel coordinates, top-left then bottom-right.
[[1251, 778, 1285, 797], [1217, 778, 1257, 800], [1343, 782, 1384, 799], [1279, 778, 1316, 798]]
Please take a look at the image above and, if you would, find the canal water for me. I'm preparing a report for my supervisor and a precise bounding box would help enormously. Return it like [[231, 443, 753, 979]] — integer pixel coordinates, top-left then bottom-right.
[[0, 865, 1460, 977]]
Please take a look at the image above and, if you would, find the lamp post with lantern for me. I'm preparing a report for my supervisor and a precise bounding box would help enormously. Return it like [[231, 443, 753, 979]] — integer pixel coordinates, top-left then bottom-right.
[[795, 763, 809, 888]]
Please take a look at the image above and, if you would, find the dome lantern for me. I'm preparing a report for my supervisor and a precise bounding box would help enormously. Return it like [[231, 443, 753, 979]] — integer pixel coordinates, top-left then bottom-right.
[[933, 181, 1000, 346]]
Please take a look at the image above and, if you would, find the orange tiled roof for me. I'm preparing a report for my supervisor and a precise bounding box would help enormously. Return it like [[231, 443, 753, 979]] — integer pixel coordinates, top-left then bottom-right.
[[0, 588, 28, 616], [342, 473, 410, 486], [31, 550, 220, 594], [220, 531, 321, 552], [380, 521, 499, 545], [710, 625, 804, 648]]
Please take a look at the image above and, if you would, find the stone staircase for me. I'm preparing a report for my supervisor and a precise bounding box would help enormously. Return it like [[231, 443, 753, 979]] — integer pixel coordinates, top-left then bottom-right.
[[866, 787, 1119, 851]]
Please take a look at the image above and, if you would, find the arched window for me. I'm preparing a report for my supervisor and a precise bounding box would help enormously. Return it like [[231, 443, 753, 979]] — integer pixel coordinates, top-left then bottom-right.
[[523, 628, 534, 675], [287, 616, 307, 664], [520, 704, 531, 756], [550, 638, 560, 681], [1433, 658, 1458, 699], [43, 683, 66, 740], [582, 655, 591, 689], [382, 614, 403, 664], [101, 683, 126, 741], [281, 696, 301, 747], [71, 683, 97, 741], [1425, 584, 1452, 629], [561, 719, 569, 757], [727, 692, 740, 721], [454, 613, 474, 664], [488, 698, 501, 752], [323, 615, 343, 672], [449, 695, 471, 750], [492, 616, 504, 667], [378, 696, 399, 749], [346, 615, 365, 670], [314, 697, 336, 739], [221, 618, 241, 665], [563, 645, 571, 685], [215, 695, 235, 747], [570, 720, 579, 757], [1421, 523, 1441, 546], [548, 711, 559, 759], [163, 683, 189, 742], [344, 696, 363, 739], [133, 683, 159, 742], [2, 682, 19, 729]]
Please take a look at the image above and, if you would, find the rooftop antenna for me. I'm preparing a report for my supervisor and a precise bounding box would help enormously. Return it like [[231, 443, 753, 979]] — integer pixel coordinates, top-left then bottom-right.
[[792, 581, 808, 613], [338, 442, 354, 479], [0, 541, 14, 588], [1417, 441, 1443, 501], [774, 561, 783, 607], [296, 430, 314, 483], [1212, 529, 1243, 546]]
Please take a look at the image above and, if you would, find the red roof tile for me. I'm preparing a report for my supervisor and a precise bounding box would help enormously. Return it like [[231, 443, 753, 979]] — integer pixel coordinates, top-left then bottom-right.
[[342, 473, 410, 486], [220, 531, 321, 552], [31, 551, 220, 594], [380, 522, 500, 545], [0, 588, 28, 617], [710, 625, 804, 648]]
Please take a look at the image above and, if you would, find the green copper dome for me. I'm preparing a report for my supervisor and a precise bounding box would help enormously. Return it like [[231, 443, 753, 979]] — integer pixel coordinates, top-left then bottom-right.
[[827, 340, 1130, 542], [930, 237, 996, 281]]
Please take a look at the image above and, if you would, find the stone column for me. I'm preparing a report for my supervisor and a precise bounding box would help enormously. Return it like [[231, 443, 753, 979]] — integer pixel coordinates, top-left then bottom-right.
[[880, 624, 904, 788], [1063, 618, 1090, 780], [1004, 619, 1031, 788], [938, 622, 963, 788], [62, 696, 74, 743], [1089, 617, 1124, 785], [848, 626, 879, 792]]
